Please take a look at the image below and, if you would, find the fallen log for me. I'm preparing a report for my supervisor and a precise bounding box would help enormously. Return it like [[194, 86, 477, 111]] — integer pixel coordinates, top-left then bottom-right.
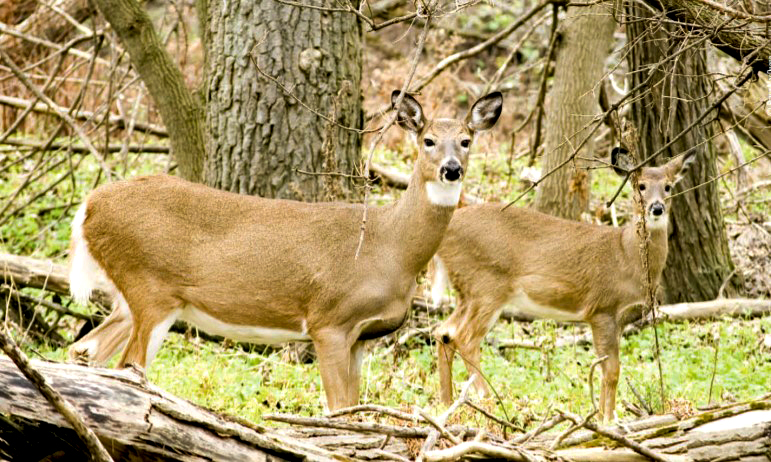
[[0, 356, 343, 461]]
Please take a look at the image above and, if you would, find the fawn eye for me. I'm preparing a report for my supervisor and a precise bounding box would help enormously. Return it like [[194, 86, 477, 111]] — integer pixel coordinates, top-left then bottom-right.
[[424, 138, 435, 148], [665, 184, 672, 193], [460, 139, 471, 148], [639, 184, 646, 191]]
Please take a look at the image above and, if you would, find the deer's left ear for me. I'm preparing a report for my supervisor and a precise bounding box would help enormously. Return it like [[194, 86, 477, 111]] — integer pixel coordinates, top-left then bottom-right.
[[465, 92, 503, 132], [666, 152, 696, 184]]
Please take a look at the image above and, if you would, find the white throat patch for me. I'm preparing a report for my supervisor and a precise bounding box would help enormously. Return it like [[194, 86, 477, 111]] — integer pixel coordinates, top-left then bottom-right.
[[426, 181, 462, 207]]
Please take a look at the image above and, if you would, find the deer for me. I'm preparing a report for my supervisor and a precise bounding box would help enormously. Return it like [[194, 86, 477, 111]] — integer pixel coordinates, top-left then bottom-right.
[[432, 147, 694, 421], [67, 90, 503, 411]]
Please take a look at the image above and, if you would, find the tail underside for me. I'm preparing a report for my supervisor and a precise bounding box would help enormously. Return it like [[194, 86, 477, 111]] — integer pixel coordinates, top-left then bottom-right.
[[69, 201, 102, 304]]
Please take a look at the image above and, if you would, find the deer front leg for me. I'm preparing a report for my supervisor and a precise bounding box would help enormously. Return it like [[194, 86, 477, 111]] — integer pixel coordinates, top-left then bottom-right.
[[347, 340, 367, 406], [590, 314, 621, 422], [313, 329, 354, 411]]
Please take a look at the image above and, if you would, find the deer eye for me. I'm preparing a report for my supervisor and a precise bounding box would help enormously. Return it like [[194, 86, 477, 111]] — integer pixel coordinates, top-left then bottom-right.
[[460, 139, 471, 148], [665, 184, 672, 193], [639, 184, 646, 191], [424, 138, 435, 148]]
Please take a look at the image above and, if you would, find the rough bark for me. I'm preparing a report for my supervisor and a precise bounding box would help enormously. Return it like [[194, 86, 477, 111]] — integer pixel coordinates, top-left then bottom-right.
[[719, 73, 771, 151], [0, 357, 338, 461], [90, 0, 206, 182], [204, 0, 363, 200], [625, 6, 738, 302], [638, 0, 770, 76], [534, 3, 616, 220]]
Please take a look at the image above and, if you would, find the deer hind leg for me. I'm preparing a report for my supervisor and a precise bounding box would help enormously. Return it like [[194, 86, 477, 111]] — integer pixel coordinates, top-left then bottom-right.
[[435, 298, 500, 404], [69, 292, 132, 365], [590, 314, 621, 422], [116, 291, 182, 369]]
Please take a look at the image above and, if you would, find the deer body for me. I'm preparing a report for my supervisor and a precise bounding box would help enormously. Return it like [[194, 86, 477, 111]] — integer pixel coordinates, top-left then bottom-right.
[[69, 91, 503, 411], [433, 151, 691, 420]]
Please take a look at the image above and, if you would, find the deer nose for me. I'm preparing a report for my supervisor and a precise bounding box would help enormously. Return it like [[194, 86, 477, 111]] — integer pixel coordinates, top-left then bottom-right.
[[651, 202, 665, 216], [440, 159, 463, 182]]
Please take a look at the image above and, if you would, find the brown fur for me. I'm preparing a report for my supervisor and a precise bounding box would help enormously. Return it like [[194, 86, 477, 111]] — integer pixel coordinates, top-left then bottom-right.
[[434, 154, 692, 421], [69, 92, 502, 411]]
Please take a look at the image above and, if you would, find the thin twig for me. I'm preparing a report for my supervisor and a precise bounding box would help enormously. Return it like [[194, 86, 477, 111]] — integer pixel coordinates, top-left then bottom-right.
[[354, 4, 432, 259]]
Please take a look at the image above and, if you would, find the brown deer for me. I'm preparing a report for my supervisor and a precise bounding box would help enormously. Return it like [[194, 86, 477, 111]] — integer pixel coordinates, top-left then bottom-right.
[[432, 148, 694, 421], [68, 90, 503, 411]]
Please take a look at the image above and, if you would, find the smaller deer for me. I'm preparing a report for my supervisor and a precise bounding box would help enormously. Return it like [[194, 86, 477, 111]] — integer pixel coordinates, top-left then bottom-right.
[[432, 148, 694, 421]]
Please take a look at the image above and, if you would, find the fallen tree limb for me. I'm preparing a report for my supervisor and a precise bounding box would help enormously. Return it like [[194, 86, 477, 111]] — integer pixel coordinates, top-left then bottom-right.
[[0, 331, 113, 462], [0, 356, 342, 461]]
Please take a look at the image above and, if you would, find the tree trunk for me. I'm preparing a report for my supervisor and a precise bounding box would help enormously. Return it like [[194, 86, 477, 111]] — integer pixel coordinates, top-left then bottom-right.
[[625, 5, 738, 302], [90, 0, 206, 182], [534, 4, 615, 220], [204, 0, 363, 201]]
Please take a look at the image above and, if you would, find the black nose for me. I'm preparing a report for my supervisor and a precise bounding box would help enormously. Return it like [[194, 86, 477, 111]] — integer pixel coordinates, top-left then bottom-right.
[[651, 203, 665, 216], [440, 161, 463, 182]]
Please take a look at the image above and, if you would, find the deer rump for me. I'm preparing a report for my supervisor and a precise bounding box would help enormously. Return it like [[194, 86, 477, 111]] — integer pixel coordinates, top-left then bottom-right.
[[69, 175, 416, 362]]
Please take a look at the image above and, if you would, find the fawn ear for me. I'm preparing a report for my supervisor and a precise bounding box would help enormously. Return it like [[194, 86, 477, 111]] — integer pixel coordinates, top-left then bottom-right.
[[666, 151, 697, 184], [610, 146, 631, 176], [391, 91, 425, 134], [465, 92, 503, 132]]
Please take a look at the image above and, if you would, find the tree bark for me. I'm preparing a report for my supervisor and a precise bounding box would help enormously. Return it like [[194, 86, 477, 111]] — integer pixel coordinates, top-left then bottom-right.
[[534, 4, 616, 220], [638, 0, 770, 76], [204, 0, 363, 200], [90, 0, 206, 182], [625, 5, 738, 302]]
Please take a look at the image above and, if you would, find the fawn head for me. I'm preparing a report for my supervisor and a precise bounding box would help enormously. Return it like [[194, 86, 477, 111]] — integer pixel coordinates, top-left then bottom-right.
[[392, 91, 502, 206], [612, 147, 696, 229]]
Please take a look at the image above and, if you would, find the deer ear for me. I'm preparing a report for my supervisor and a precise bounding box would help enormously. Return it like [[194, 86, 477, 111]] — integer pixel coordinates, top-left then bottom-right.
[[610, 146, 631, 176], [466, 92, 503, 132], [667, 152, 696, 184], [391, 91, 425, 134]]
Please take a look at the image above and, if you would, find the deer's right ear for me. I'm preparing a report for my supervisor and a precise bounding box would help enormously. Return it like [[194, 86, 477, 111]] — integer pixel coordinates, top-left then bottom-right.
[[391, 90, 425, 134], [610, 147, 631, 176]]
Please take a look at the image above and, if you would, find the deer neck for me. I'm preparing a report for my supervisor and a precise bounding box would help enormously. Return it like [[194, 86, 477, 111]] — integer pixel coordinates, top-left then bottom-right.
[[621, 219, 669, 287], [384, 170, 457, 274]]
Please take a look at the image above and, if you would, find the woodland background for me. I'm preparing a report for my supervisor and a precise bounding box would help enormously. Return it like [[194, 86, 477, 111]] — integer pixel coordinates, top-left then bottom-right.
[[0, 0, 770, 459]]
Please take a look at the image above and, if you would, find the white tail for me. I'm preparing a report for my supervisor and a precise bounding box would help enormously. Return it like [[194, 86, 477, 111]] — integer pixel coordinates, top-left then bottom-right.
[[68, 91, 503, 411], [434, 148, 695, 421]]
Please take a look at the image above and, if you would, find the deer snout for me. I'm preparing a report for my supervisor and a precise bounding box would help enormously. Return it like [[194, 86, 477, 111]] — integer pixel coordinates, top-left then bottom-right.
[[650, 202, 665, 217], [440, 159, 464, 182]]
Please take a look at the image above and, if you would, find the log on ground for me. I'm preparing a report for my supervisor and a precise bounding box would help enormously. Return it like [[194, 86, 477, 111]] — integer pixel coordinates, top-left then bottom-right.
[[0, 356, 341, 461]]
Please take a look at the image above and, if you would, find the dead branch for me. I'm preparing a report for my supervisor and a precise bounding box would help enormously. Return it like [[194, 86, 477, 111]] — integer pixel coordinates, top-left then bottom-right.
[[559, 411, 670, 462], [263, 413, 448, 439], [424, 441, 539, 462], [0, 94, 167, 137], [326, 404, 419, 422], [0, 48, 113, 178]]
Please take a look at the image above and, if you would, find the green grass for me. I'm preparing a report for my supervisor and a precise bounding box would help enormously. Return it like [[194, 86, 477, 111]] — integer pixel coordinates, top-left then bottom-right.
[[25, 314, 771, 427]]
